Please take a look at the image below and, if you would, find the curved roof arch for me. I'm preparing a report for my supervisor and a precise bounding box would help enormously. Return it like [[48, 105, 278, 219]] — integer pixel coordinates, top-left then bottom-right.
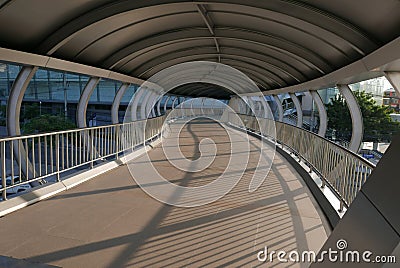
[[0, 0, 398, 97]]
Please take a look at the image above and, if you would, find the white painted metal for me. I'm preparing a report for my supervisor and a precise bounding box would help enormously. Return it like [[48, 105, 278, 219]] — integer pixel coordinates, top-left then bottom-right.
[[111, 83, 130, 124], [338, 84, 364, 153], [76, 77, 100, 128], [310, 90, 328, 137]]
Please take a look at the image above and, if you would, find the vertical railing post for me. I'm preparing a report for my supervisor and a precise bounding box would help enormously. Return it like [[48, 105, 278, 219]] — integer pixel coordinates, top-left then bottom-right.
[[1, 141, 7, 201], [55, 134, 60, 182], [115, 125, 120, 160], [90, 129, 94, 169]]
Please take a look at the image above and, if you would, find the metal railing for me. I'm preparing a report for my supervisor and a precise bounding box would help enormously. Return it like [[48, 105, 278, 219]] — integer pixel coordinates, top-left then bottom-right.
[[169, 107, 225, 118], [0, 116, 165, 201], [228, 113, 375, 210]]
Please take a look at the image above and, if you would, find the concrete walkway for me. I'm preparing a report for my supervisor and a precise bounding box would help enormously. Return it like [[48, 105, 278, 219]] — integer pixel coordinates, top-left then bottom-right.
[[0, 119, 330, 267]]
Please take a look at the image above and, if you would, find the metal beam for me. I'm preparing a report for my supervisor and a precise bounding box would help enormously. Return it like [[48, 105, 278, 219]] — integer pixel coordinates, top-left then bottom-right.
[[0, 47, 145, 86], [164, 96, 171, 113], [140, 90, 153, 120], [273, 95, 284, 122], [139, 54, 286, 88], [7, 66, 38, 136], [310, 90, 327, 137], [259, 96, 270, 119], [338, 84, 364, 153], [190, 98, 195, 116], [289, 93, 303, 128], [180, 97, 186, 117], [76, 77, 100, 128], [103, 28, 332, 73], [172, 96, 178, 109], [196, 4, 215, 35], [201, 97, 205, 114], [37, 0, 374, 59], [111, 83, 130, 124], [127, 44, 306, 79], [6, 66, 38, 182], [196, 3, 221, 63], [150, 93, 159, 118], [157, 96, 164, 116], [135, 52, 298, 84], [130, 88, 145, 121]]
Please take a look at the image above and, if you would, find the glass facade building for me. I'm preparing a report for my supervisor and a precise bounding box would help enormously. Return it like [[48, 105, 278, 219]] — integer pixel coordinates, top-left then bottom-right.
[[0, 62, 138, 136]]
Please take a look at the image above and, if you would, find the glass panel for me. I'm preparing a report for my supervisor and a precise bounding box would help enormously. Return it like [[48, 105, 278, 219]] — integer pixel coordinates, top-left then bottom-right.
[[99, 80, 120, 103], [121, 85, 137, 104], [65, 73, 81, 102], [36, 70, 50, 100]]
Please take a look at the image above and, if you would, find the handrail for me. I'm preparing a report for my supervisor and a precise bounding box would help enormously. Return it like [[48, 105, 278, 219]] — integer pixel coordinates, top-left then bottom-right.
[[0, 116, 160, 142], [228, 113, 375, 210], [0, 116, 166, 201]]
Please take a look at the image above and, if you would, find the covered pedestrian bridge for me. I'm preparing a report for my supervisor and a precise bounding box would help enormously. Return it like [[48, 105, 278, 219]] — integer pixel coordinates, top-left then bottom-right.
[[0, 1, 399, 267]]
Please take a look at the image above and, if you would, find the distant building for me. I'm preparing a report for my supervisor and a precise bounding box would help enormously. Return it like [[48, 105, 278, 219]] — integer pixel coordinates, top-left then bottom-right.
[[352, 77, 385, 105], [318, 87, 339, 104], [383, 89, 400, 112]]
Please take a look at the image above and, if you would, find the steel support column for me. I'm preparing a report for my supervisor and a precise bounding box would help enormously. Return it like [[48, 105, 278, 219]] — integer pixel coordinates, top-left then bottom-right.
[[140, 90, 152, 120], [245, 96, 256, 116], [273, 95, 284, 122], [149, 92, 159, 118], [310, 90, 328, 137], [181, 97, 186, 117], [190, 98, 195, 116], [239, 97, 247, 114], [338, 84, 364, 153], [157, 96, 164, 116], [6, 66, 38, 182], [172, 96, 178, 109], [232, 97, 241, 113], [7, 66, 38, 136], [164, 96, 171, 113], [259, 96, 270, 119], [130, 88, 145, 121], [289, 93, 303, 128], [111, 83, 130, 124], [76, 77, 100, 128], [150, 93, 160, 118]]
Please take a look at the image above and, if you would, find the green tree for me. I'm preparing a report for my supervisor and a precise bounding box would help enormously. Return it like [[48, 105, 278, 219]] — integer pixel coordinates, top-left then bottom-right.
[[0, 105, 6, 126], [21, 103, 40, 122], [22, 114, 76, 134], [326, 91, 400, 142]]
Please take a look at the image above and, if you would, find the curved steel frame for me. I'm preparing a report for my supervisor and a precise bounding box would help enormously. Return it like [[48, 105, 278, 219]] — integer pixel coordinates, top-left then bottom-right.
[[164, 96, 171, 113], [130, 88, 145, 121], [310, 90, 328, 137], [111, 83, 130, 124], [338, 84, 364, 152], [6, 66, 38, 182], [289, 93, 303, 127], [6, 66, 38, 136], [273, 95, 284, 122], [76, 77, 100, 128]]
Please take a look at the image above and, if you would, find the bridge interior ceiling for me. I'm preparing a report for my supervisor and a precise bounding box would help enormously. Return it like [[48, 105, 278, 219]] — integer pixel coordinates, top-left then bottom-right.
[[169, 83, 234, 99], [0, 0, 399, 97]]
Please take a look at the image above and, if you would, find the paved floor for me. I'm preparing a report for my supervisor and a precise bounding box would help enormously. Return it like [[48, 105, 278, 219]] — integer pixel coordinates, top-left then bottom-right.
[[0, 119, 330, 267]]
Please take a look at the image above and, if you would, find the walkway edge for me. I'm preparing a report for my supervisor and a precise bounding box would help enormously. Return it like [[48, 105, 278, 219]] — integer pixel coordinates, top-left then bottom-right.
[[0, 138, 162, 218], [228, 124, 339, 229]]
